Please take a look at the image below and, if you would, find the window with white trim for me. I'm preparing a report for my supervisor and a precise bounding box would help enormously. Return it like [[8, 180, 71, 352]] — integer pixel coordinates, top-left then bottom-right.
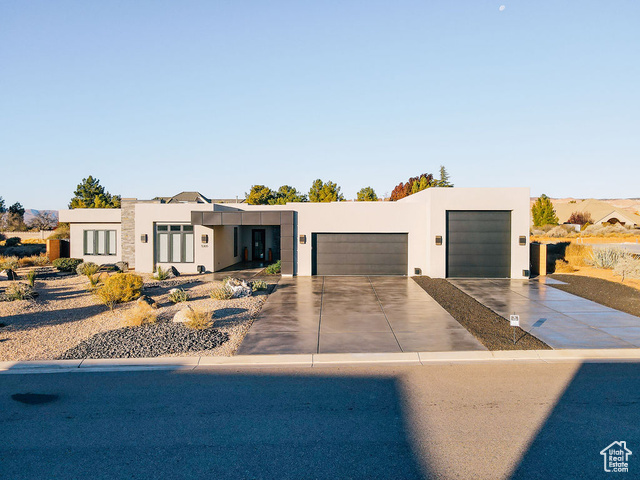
[[156, 225, 194, 263], [84, 230, 117, 255]]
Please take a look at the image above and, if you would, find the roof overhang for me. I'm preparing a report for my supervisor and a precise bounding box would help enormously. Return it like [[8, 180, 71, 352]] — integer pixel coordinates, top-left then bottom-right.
[[191, 210, 294, 226]]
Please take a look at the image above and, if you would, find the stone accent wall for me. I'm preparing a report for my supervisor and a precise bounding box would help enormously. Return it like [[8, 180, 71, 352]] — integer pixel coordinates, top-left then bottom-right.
[[120, 199, 137, 269]]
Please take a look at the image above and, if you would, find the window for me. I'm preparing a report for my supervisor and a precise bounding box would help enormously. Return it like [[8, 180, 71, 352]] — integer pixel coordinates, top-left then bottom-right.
[[156, 224, 194, 263], [84, 230, 117, 255], [234, 227, 238, 257]]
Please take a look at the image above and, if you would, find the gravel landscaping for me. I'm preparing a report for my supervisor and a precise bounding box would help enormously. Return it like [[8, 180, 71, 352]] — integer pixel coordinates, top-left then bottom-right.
[[413, 276, 550, 350], [550, 274, 640, 318], [59, 322, 229, 359], [0, 271, 278, 361]]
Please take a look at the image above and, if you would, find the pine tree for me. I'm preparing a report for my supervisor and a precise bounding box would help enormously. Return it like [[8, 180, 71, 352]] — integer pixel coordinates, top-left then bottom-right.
[[69, 176, 120, 208], [531, 194, 559, 226], [245, 185, 275, 205], [437, 166, 453, 187]]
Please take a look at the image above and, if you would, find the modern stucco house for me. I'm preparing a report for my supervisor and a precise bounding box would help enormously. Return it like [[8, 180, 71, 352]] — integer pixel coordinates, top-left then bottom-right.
[[59, 187, 531, 279]]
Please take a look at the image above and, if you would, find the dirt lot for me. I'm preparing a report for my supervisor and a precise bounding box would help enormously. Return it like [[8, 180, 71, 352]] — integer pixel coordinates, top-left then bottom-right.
[[413, 277, 550, 351], [0, 272, 277, 361], [550, 274, 640, 318]]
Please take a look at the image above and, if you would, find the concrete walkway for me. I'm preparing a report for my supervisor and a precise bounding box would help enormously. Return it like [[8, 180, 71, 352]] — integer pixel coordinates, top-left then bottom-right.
[[238, 276, 486, 354], [450, 279, 640, 349]]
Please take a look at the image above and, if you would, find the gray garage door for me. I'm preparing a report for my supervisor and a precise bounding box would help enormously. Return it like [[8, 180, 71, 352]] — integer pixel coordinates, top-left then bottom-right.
[[446, 211, 511, 278], [312, 233, 408, 275]]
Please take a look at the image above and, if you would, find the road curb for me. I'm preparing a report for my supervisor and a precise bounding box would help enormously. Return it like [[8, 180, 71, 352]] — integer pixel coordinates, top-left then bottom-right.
[[2, 349, 640, 374]]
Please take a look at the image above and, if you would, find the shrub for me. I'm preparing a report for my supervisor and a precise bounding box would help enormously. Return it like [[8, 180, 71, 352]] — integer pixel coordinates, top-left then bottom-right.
[[613, 257, 640, 282], [32, 254, 50, 266], [554, 259, 576, 273], [168, 288, 189, 303], [0, 256, 19, 271], [94, 273, 144, 310], [251, 280, 268, 292], [590, 247, 631, 269], [567, 211, 593, 225], [52, 257, 83, 272], [153, 266, 170, 281], [47, 223, 70, 240], [564, 244, 593, 267], [184, 307, 213, 330], [5, 237, 21, 247], [210, 285, 233, 300], [122, 303, 157, 327], [1, 282, 36, 301], [26, 270, 36, 287], [546, 225, 575, 238], [76, 262, 101, 276], [265, 260, 281, 275]]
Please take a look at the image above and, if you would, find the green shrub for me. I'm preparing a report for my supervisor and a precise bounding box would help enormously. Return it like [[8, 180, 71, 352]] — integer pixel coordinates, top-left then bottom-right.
[[210, 285, 233, 300], [52, 257, 83, 272], [168, 288, 190, 304], [26, 270, 36, 287], [94, 273, 144, 310], [1, 282, 36, 301], [76, 262, 101, 276], [251, 280, 268, 292], [32, 254, 50, 266], [153, 266, 170, 281], [5, 237, 20, 247], [265, 260, 281, 275]]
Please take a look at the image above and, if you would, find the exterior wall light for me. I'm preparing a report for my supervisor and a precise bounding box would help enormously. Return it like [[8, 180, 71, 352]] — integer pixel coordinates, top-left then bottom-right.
[[140, 234, 148, 243], [435, 236, 443, 246], [201, 234, 209, 244], [299, 234, 307, 244], [414, 268, 422, 275], [519, 236, 527, 246]]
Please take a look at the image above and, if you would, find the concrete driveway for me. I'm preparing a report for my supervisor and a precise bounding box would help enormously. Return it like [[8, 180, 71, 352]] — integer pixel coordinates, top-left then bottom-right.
[[450, 278, 640, 349], [238, 276, 486, 354]]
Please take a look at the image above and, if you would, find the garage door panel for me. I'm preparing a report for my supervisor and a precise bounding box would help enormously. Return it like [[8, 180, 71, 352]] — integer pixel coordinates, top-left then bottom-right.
[[447, 211, 511, 278], [313, 233, 407, 276], [317, 242, 408, 255]]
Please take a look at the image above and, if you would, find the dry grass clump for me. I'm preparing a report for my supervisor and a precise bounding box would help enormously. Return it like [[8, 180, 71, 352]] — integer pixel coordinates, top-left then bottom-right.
[[122, 303, 158, 327], [20, 238, 46, 244], [184, 308, 213, 330], [564, 243, 593, 267], [555, 259, 576, 273], [210, 285, 233, 300], [0, 282, 36, 301], [0, 255, 19, 270]]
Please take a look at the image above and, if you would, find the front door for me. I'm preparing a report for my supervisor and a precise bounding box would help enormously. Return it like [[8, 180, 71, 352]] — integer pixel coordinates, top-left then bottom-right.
[[252, 229, 266, 262]]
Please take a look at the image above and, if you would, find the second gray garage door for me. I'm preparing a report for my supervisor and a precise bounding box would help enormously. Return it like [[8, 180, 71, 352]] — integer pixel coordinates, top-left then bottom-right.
[[446, 211, 511, 278], [312, 233, 408, 275]]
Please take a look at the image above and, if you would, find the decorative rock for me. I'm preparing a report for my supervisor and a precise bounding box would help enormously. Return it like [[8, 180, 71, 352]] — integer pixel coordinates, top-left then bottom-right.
[[169, 266, 180, 277], [115, 261, 128, 272], [173, 308, 190, 323], [137, 295, 158, 309], [227, 279, 251, 298], [1, 269, 18, 281]]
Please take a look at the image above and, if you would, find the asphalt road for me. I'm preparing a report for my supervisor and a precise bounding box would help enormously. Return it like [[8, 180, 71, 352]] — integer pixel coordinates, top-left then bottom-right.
[[1, 362, 639, 479]]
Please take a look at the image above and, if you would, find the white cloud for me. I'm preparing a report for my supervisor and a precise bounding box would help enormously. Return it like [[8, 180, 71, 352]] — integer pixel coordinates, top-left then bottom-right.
[[499, 5, 506, 11]]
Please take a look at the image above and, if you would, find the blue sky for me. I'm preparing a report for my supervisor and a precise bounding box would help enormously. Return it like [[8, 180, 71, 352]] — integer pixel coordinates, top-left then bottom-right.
[[1, 1, 639, 210]]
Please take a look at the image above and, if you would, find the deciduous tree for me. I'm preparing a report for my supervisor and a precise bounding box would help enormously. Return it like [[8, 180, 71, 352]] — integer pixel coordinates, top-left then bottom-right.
[[245, 185, 275, 205], [357, 187, 378, 202], [390, 173, 434, 201], [308, 179, 344, 202]]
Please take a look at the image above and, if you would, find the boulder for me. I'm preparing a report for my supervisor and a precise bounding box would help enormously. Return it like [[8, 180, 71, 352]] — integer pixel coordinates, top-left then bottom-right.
[[169, 266, 180, 277], [115, 261, 129, 272], [0, 269, 18, 281], [228, 280, 252, 298], [137, 295, 158, 309], [173, 308, 190, 323]]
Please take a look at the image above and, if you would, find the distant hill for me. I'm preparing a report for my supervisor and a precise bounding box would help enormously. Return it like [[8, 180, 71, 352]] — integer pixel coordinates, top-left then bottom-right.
[[23, 209, 59, 223]]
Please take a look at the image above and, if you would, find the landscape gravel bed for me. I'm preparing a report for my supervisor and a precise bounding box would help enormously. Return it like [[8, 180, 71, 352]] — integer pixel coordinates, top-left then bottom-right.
[[59, 322, 229, 359], [0, 272, 279, 361], [413, 276, 550, 350], [550, 274, 640, 318]]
